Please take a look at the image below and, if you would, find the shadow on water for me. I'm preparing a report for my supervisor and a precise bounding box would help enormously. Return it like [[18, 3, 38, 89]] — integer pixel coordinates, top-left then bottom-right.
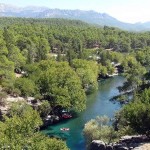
[[43, 76, 125, 150]]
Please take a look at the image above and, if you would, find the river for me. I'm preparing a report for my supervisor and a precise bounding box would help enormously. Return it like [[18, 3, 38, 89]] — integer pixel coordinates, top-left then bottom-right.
[[43, 76, 125, 150]]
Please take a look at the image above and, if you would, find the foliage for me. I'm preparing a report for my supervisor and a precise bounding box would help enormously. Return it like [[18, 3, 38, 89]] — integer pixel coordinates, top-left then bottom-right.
[[1, 17, 150, 148], [118, 56, 146, 93], [0, 18, 150, 90], [37, 60, 86, 112], [37, 100, 52, 118], [14, 78, 38, 97], [72, 59, 98, 92], [98, 64, 108, 76], [0, 103, 69, 149], [83, 116, 118, 149], [0, 91, 7, 106], [8, 45, 26, 69], [117, 89, 150, 136]]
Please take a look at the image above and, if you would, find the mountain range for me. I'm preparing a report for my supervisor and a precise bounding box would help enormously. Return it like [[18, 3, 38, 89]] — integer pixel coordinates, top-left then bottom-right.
[[0, 3, 150, 31]]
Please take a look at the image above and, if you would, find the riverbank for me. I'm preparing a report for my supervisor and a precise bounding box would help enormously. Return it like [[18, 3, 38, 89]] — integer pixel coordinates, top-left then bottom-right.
[[0, 76, 125, 150], [0, 93, 74, 129], [90, 135, 150, 150], [43, 76, 125, 150]]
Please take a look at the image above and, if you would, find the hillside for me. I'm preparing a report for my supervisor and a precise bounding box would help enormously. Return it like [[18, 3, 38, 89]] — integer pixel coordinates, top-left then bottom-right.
[[0, 3, 150, 31]]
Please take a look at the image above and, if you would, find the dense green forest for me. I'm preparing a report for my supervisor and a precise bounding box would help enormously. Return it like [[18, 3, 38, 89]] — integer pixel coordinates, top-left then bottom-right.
[[0, 17, 150, 149]]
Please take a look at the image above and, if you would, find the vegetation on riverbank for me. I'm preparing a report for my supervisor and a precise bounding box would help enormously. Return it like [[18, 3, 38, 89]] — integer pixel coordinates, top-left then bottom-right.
[[0, 103, 69, 150], [83, 88, 150, 149], [1, 17, 150, 149]]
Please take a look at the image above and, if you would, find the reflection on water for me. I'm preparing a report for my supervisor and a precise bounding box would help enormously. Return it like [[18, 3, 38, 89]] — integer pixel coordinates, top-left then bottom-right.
[[43, 76, 125, 150]]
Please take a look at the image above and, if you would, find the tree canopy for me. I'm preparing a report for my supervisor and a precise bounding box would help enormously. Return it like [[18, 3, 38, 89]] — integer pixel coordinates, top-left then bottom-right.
[[1, 17, 150, 148], [36, 60, 86, 112], [0, 103, 68, 150], [118, 89, 150, 136]]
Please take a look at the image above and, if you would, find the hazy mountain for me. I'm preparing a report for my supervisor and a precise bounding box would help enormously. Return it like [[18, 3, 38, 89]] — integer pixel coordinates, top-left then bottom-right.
[[140, 22, 150, 29], [0, 3, 21, 12], [37, 9, 144, 31], [0, 3, 150, 31], [0, 3, 48, 17]]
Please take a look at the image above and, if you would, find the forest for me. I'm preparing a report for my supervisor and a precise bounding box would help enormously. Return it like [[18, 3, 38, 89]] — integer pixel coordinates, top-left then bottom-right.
[[0, 17, 150, 149]]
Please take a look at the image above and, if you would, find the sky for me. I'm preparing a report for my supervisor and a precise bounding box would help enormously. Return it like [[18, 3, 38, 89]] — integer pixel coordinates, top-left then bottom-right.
[[1, 0, 150, 23]]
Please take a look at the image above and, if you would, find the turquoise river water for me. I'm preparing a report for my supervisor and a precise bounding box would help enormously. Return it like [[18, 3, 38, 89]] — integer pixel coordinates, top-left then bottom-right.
[[43, 76, 125, 150]]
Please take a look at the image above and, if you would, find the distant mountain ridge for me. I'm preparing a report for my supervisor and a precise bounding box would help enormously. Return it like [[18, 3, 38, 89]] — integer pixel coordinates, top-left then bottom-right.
[[0, 3, 150, 31], [0, 3, 48, 18]]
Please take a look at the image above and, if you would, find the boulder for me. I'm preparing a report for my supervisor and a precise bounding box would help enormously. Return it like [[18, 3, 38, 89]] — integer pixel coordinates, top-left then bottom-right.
[[113, 144, 128, 150], [90, 140, 106, 150], [106, 145, 113, 150]]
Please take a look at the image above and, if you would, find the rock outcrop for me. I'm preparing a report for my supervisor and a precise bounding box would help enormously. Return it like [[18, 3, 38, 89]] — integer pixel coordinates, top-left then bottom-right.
[[90, 135, 150, 150], [90, 140, 106, 150]]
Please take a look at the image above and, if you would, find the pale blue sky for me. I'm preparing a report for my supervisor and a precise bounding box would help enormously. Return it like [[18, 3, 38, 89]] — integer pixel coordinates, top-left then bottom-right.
[[1, 0, 150, 23]]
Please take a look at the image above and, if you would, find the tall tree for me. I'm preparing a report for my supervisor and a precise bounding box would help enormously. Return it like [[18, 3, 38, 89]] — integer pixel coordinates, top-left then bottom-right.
[[37, 60, 86, 112], [72, 59, 98, 92]]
